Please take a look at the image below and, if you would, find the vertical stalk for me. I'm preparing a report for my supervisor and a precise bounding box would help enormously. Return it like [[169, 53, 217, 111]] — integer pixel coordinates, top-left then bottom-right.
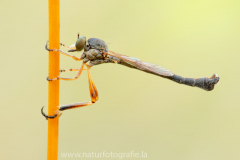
[[48, 0, 60, 160]]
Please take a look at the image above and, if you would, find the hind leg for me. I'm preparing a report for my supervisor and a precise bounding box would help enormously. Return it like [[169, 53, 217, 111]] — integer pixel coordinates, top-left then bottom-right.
[[41, 64, 98, 119]]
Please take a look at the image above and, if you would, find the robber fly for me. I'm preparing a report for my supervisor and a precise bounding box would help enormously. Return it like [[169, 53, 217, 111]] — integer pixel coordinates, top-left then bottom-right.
[[41, 33, 220, 119]]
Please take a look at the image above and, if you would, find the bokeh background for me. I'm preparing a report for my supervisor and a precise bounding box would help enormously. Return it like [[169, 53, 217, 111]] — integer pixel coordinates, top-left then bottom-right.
[[1, 0, 240, 159]]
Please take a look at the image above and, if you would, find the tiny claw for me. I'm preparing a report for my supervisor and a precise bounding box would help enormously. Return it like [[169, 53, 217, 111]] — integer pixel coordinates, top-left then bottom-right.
[[41, 106, 58, 120], [45, 40, 53, 51], [46, 76, 52, 81], [46, 76, 58, 81]]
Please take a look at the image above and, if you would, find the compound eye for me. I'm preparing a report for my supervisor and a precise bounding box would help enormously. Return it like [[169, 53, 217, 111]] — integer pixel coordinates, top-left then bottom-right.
[[75, 36, 86, 51]]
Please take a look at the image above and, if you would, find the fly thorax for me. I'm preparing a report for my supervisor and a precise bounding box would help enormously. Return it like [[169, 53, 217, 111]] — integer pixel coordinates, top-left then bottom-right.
[[85, 49, 103, 61], [84, 45, 90, 51]]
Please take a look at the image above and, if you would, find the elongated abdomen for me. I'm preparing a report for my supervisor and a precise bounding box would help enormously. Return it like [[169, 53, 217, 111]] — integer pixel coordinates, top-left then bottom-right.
[[119, 60, 220, 91], [167, 74, 220, 91], [106, 51, 220, 91]]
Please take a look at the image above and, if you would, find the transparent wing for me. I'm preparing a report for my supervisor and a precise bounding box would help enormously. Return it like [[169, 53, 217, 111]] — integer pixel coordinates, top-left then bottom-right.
[[106, 51, 174, 77]]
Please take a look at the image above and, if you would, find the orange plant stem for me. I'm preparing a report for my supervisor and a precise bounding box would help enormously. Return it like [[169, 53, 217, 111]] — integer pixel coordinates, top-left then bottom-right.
[[47, 0, 60, 160]]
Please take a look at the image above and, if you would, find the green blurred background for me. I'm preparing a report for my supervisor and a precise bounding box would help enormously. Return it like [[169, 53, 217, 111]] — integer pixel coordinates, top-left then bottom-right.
[[1, 0, 240, 159]]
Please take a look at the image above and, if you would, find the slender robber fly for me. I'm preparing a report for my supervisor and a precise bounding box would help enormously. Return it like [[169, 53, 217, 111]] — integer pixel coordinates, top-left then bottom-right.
[[41, 33, 220, 119]]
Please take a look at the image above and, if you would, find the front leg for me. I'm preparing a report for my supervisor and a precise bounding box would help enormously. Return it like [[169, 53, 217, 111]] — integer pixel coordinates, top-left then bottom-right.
[[45, 41, 82, 61], [60, 43, 76, 50]]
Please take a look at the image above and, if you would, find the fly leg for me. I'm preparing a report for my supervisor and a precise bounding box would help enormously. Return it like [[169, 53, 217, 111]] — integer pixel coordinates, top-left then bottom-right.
[[59, 68, 87, 72], [60, 43, 76, 50], [86, 64, 98, 102], [45, 41, 82, 61], [41, 64, 99, 119], [60, 68, 80, 72], [60, 43, 77, 52], [60, 43, 71, 49], [47, 63, 85, 81]]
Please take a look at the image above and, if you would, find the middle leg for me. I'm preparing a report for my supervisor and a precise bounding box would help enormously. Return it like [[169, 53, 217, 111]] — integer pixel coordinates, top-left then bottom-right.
[[60, 68, 87, 72], [58, 64, 99, 111], [47, 63, 85, 81]]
